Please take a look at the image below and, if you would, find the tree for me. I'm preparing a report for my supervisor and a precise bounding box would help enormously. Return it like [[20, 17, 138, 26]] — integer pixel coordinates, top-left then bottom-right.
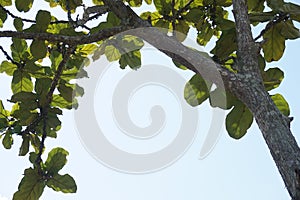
[[0, 0, 299, 199]]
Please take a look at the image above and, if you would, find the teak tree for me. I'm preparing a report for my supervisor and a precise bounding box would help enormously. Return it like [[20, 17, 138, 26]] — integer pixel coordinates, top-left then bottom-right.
[[0, 0, 299, 199]]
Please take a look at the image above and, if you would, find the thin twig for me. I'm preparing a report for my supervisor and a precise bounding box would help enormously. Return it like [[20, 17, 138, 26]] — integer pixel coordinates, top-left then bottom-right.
[[0, 45, 21, 66]]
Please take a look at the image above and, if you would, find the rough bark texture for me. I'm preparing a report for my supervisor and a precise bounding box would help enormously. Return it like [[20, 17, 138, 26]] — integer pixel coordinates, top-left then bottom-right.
[[100, 0, 300, 199], [0, 0, 299, 198]]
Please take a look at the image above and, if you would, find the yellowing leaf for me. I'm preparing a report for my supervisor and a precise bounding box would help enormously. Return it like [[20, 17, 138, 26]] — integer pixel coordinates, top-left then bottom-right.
[[262, 23, 285, 62], [104, 45, 121, 61], [271, 94, 290, 116]]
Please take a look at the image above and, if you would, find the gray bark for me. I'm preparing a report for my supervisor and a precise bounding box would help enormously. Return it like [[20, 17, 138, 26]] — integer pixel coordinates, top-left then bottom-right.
[[101, 0, 300, 199]]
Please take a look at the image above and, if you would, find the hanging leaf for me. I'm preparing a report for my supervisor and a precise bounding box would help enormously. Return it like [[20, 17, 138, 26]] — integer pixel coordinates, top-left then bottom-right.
[[11, 70, 33, 94], [226, 102, 253, 139], [184, 74, 211, 107], [262, 22, 285, 62], [15, 0, 34, 12]]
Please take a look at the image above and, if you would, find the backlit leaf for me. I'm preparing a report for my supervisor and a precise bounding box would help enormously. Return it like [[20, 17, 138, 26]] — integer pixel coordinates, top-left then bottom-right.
[[271, 94, 290, 116], [46, 174, 77, 193], [226, 102, 253, 139], [184, 74, 211, 107]]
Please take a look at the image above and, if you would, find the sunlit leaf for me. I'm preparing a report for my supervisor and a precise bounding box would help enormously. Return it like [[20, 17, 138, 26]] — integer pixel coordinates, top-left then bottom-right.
[[262, 22, 285, 62], [46, 174, 77, 193], [226, 102, 253, 139], [184, 74, 211, 107], [45, 147, 69, 175], [271, 94, 290, 116]]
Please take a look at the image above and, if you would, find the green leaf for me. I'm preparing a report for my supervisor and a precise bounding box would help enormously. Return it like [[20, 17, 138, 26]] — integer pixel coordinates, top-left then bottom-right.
[[262, 67, 284, 91], [184, 8, 204, 24], [266, 0, 284, 10], [51, 94, 75, 109], [19, 134, 30, 156], [0, 7, 7, 27], [0, 61, 17, 76], [29, 134, 40, 153], [144, 0, 152, 4], [35, 78, 52, 96], [153, 0, 172, 15], [14, 18, 24, 31], [77, 44, 97, 57], [13, 168, 46, 200], [184, 74, 211, 107], [280, 20, 300, 40], [248, 0, 265, 12], [0, 118, 8, 131], [105, 45, 121, 62], [15, 0, 34, 12], [211, 28, 237, 59], [30, 40, 47, 60], [119, 50, 141, 70], [209, 87, 239, 110], [45, 147, 69, 175], [58, 82, 74, 102], [36, 10, 51, 32], [271, 94, 290, 116], [262, 22, 285, 62], [0, 0, 11, 6], [46, 174, 77, 193], [11, 70, 33, 94], [281, 3, 300, 22], [127, 0, 142, 7], [175, 20, 190, 42], [226, 102, 253, 139], [107, 12, 121, 26], [11, 38, 28, 62], [0, 100, 8, 118], [2, 130, 13, 149], [11, 92, 37, 104], [249, 12, 275, 24]]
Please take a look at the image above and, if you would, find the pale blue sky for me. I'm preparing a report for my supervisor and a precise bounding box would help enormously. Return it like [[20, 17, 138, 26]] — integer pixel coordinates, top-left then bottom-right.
[[0, 1, 300, 199]]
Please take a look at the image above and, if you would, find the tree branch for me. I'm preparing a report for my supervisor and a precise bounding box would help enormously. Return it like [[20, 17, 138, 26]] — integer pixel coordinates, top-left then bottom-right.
[[232, 0, 300, 199], [0, 26, 128, 44]]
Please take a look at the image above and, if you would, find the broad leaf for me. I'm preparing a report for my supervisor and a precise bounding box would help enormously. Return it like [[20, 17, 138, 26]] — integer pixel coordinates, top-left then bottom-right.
[[19, 134, 30, 156], [36, 10, 51, 32], [0, 0, 11, 6], [184, 74, 211, 107], [11, 70, 33, 94], [13, 168, 45, 200], [45, 147, 69, 175], [262, 22, 285, 62], [2, 130, 13, 149], [46, 174, 77, 193], [14, 18, 24, 31], [119, 50, 141, 70], [30, 40, 47, 60], [226, 102, 253, 139], [15, 0, 34, 12], [0, 61, 17, 76], [271, 94, 290, 116], [104, 45, 121, 62], [262, 67, 284, 91]]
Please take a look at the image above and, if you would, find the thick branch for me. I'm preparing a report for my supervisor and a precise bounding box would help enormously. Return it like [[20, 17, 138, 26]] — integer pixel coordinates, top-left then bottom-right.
[[232, 0, 300, 199]]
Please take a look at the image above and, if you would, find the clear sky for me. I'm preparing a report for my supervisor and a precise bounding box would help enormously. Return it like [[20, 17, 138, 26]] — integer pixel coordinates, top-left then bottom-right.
[[0, 1, 300, 200]]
